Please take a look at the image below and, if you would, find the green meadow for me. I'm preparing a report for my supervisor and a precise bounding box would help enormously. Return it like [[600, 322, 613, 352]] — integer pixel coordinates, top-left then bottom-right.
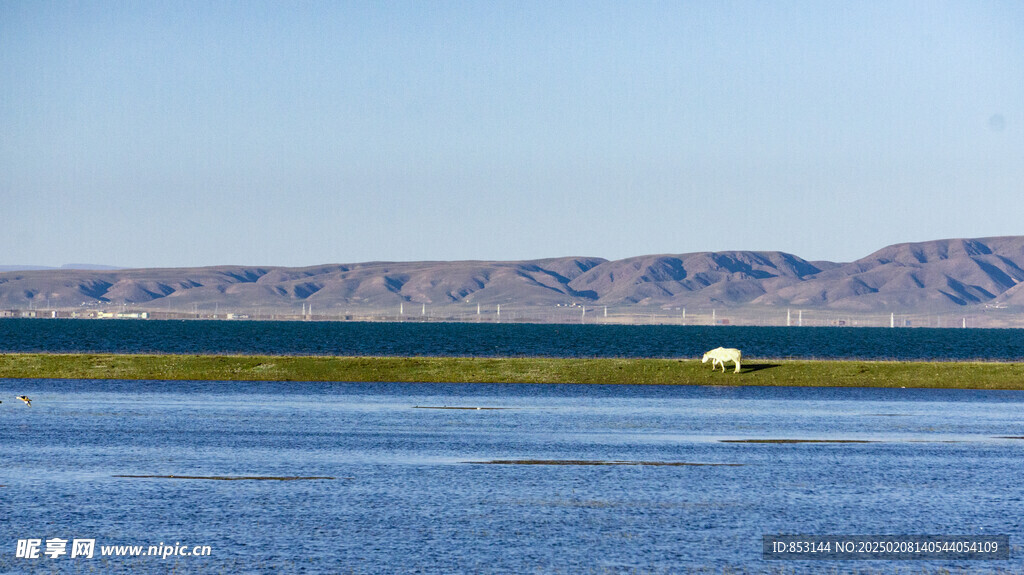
[[2, 353, 1024, 390]]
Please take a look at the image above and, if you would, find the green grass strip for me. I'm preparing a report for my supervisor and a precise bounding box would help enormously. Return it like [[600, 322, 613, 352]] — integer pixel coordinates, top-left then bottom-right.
[[2, 353, 1024, 389]]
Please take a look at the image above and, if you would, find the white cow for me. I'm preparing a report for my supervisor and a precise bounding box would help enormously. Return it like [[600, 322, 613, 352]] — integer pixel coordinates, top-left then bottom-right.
[[701, 347, 742, 373]]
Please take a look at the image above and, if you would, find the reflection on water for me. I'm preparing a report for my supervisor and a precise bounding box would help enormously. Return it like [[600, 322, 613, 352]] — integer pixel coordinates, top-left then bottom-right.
[[2, 379, 1023, 573]]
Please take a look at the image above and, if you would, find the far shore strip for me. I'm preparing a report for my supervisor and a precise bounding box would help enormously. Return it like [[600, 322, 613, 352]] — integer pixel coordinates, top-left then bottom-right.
[[2, 353, 1023, 389]]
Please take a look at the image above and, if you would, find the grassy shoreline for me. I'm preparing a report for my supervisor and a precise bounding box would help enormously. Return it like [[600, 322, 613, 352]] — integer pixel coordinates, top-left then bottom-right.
[[2, 353, 1024, 389]]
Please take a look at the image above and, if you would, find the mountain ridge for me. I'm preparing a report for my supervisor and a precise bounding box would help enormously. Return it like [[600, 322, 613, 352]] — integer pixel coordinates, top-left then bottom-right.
[[3, 236, 1024, 314]]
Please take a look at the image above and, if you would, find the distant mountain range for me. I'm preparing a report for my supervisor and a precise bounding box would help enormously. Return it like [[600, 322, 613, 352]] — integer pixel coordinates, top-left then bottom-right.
[[0, 264, 123, 272], [2, 237, 1024, 314]]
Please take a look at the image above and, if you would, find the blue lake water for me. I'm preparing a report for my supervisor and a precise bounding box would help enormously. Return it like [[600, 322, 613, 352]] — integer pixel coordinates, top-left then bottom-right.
[[3, 320, 1024, 572], [2, 379, 1024, 574], [3, 318, 1024, 360]]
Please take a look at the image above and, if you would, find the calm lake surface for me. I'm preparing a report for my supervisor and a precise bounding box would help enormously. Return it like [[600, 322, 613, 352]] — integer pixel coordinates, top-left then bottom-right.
[[3, 321, 1024, 572], [3, 318, 1024, 360], [2, 380, 1024, 574]]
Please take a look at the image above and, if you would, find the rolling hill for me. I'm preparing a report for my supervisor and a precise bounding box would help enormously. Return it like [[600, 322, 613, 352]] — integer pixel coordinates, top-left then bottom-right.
[[2, 237, 1023, 316]]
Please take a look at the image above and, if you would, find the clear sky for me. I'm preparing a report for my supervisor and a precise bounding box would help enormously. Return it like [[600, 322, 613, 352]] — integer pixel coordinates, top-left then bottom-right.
[[2, 1, 1022, 268]]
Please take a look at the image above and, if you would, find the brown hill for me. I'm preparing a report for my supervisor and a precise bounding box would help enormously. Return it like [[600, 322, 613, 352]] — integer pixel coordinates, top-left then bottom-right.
[[566, 251, 822, 306], [2, 237, 1023, 314], [765, 237, 1024, 311]]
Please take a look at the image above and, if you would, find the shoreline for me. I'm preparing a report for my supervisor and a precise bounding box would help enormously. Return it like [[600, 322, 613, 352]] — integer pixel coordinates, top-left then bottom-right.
[[2, 353, 1023, 389]]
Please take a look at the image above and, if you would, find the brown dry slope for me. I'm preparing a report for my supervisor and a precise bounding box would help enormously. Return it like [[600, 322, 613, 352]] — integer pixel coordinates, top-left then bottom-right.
[[2, 236, 1023, 315]]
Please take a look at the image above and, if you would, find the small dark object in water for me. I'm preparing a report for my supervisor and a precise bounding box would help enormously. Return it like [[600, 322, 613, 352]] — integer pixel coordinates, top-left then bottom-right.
[[113, 475, 335, 481], [467, 460, 743, 466]]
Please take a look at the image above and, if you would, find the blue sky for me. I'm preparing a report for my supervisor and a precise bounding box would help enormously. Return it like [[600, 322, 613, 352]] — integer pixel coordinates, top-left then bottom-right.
[[2, 1, 1021, 268]]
